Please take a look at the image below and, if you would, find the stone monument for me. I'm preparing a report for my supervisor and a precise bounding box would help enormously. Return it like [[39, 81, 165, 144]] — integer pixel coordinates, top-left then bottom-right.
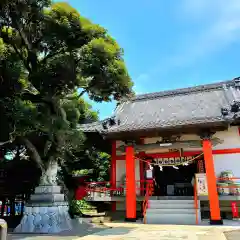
[[14, 161, 72, 233]]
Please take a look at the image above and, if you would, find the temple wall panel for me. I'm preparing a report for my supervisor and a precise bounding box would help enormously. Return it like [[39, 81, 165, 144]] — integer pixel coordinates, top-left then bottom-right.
[[116, 140, 125, 155], [144, 134, 202, 152], [213, 126, 240, 178], [138, 126, 240, 153], [214, 126, 240, 149], [116, 158, 140, 195]]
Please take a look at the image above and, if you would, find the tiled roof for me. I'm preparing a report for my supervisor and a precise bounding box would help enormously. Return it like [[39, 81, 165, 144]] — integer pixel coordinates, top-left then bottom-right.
[[79, 79, 240, 134], [77, 121, 104, 132]]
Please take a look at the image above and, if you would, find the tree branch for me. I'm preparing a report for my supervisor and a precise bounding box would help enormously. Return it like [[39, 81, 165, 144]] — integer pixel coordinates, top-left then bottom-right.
[[78, 89, 87, 98], [41, 48, 67, 65], [22, 137, 45, 172], [12, 44, 32, 72]]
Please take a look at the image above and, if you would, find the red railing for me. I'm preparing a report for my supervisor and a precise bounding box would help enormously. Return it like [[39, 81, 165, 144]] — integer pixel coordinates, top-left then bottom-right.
[[142, 180, 154, 224], [216, 177, 240, 220], [84, 180, 152, 200], [216, 177, 240, 194]]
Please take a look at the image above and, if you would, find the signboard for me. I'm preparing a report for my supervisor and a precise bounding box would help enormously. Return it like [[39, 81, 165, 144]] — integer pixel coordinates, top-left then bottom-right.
[[153, 156, 195, 166], [195, 173, 208, 196]]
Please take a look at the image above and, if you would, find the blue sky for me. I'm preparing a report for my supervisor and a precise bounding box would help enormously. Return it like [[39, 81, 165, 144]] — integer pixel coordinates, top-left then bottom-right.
[[68, 0, 240, 119]]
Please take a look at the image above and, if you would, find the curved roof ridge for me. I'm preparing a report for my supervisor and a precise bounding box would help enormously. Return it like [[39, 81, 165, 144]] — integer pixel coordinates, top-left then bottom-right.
[[132, 80, 233, 102]]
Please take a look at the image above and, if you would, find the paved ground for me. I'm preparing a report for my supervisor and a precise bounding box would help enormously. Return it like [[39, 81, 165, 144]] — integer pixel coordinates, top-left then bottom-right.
[[79, 223, 240, 240], [7, 222, 240, 240]]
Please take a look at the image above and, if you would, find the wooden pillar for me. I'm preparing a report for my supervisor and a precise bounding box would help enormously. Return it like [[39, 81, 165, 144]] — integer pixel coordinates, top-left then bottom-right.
[[125, 144, 136, 221], [111, 141, 117, 211], [202, 135, 223, 225]]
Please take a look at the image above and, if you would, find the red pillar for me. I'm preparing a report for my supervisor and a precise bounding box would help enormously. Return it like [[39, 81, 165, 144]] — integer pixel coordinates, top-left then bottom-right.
[[202, 138, 222, 225], [111, 141, 117, 211], [139, 138, 145, 196], [125, 144, 136, 221]]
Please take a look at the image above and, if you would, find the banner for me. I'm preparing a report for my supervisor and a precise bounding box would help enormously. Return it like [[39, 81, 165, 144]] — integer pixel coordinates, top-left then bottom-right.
[[231, 202, 239, 219], [153, 156, 194, 166]]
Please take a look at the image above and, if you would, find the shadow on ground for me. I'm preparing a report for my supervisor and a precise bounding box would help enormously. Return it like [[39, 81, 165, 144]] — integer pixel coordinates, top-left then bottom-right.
[[7, 218, 111, 240], [224, 229, 240, 240]]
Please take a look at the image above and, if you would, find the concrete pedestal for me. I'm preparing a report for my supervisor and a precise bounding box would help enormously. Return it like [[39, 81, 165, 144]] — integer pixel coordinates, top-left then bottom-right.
[[14, 185, 72, 233]]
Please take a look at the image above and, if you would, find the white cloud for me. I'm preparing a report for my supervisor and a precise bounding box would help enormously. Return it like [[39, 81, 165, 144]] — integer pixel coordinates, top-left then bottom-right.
[[180, 0, 240, 56], [139, 0, 240, 81]]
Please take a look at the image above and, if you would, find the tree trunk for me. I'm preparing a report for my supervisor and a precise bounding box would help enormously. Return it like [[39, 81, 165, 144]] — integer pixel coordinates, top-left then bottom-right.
[[39, 157, 59, 186]]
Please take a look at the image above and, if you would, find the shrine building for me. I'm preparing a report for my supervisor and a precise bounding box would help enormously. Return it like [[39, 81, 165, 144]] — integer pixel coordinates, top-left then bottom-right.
[[79, 78, 240, 225]]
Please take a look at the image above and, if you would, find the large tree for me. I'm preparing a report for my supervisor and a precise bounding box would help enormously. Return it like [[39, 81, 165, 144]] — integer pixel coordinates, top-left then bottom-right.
[[0, 1, 133, 180]]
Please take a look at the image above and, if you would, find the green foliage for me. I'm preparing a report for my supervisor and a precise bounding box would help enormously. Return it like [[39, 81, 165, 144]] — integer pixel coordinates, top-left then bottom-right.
[[68, 150, 111, 182], [0, 0, 132, 202], [0, 0, 133, 99], [72, 169, 93, 176], [69, 199, 96, 217]]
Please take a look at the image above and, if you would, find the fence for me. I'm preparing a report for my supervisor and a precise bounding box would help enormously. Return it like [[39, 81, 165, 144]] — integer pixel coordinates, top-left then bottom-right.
[[216, 177, 240, 219], [83, 180, 153, 201]]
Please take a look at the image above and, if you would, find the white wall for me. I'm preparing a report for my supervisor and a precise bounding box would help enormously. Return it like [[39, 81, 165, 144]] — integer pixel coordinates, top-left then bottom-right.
[[213, 126, 240, 178], [213, 153, 240, 178], [116, 158, 140, 195]]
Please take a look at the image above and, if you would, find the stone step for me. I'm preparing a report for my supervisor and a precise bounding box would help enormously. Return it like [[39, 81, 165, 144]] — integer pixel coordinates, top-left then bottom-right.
[[145, 199, 200, 225], [148, 200, 197, 209], [148, 199, 194, 204], [151, 196, 194, 200], [147, 208, 196, 214], [145, 212, 197, 225], [30, 193, 65, 202]]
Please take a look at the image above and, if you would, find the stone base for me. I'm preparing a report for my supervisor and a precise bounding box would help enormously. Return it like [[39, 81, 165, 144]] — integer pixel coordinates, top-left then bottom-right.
[[14, 185, 72, 233], [125, 217, 136, 222], [209, 219, 223, 225]]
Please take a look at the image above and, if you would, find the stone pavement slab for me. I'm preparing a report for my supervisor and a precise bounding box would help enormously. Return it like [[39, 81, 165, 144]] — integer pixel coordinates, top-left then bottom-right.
[[78, 223, 240, 240], [224, 229, 240, 240]]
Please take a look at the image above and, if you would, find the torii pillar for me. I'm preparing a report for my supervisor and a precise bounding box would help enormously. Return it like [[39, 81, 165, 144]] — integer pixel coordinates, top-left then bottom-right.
[[125, 143, 136, 221], [201, 133, 223, 225]]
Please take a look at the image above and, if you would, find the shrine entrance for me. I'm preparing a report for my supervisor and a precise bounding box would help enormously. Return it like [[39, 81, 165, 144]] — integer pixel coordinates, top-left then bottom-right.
[[152, 160, 198, 196]]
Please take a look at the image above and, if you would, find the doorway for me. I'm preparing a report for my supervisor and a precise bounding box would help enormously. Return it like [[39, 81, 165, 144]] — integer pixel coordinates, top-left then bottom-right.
[[153, 161, 198, 196]]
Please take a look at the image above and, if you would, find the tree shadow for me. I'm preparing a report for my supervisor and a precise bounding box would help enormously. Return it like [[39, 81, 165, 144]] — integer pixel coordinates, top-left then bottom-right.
[[7, 219, 134, 239]]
